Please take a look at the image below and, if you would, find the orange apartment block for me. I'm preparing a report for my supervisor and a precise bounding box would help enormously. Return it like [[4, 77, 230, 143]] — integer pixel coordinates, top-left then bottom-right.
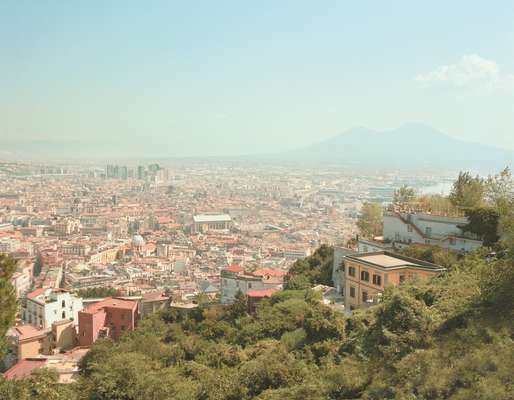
[[343, 251, 445, 311]]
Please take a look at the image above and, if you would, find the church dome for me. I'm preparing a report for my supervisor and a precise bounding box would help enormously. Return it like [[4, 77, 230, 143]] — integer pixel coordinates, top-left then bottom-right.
[[132, 234, 145, 247]]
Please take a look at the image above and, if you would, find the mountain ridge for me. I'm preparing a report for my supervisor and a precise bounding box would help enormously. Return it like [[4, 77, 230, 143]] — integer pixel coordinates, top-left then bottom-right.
[[283, 123, 513, 170]]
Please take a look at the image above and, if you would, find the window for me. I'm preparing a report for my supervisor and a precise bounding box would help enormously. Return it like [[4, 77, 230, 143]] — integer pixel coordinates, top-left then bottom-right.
[[426, 227, 432, 236], [349, 286, 356, 298], [62, 300, 66, 307], [399, 274, 405, 284], [248, 283, 252, 289], [362, 291, 368, 302], [361, 270, 370, 282], [62, 311, 66, 319], [407, 225, 413, 232], [348, 266, 356, 277], [121, 325, 126, 331], [372, 274, 382, 286]]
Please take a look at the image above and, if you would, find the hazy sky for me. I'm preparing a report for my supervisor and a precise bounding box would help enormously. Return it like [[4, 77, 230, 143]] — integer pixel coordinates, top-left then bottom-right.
[[1, 1, 514, 157]]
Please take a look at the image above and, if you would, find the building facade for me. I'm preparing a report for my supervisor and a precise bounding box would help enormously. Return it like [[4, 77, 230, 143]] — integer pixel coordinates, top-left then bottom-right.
[[383, 209, 483, 252], [343, 251, 445, 311], [192, 214, 233, 233], [220, 265, 285, 304], [78, 297, 138, 346], [24, 288, 83, 329]]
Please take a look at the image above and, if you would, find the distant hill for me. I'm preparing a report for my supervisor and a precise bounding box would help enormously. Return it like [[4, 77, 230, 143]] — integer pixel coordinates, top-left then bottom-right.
[[284, 123, 513, 170]]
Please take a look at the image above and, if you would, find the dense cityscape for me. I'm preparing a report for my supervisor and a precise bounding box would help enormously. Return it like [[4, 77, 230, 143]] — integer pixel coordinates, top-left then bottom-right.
[[1, 1, 514, 399], [2, 158, 512, 389]]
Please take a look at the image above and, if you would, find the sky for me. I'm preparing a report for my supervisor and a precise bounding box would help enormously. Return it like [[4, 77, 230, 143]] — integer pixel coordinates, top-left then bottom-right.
[[1, 1, 514, 157]]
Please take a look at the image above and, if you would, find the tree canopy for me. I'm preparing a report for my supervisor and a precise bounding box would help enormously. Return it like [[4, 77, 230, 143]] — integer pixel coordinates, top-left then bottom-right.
[[0, 254, 17, 359], [449, 171, 486, 209], [3, 246, 513, 400], [357, 202, 383, 238]]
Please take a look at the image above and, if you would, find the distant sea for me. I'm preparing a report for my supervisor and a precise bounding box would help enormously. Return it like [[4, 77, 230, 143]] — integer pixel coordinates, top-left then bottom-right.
[[419, 181, 453, 196]]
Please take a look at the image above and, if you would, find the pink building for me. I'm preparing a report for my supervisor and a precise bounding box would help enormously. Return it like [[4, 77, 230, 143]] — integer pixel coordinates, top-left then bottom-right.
[[78, 298, 138, 346]]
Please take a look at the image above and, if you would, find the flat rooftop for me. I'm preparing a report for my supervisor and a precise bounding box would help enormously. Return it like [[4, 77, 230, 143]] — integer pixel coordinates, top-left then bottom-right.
[[346, 251, 445, 271], [193, 214, 231, 223], [357, 254, 421, 268]]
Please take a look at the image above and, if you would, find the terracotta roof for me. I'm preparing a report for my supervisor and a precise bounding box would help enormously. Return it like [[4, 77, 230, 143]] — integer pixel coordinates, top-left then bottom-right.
[[81, 297, 138, 314], [142, 291, 169, 302], [3, 358, 46, 380], [247, 288, 279, 298], [15, 325, 49, 342], [27, 287, 46, 299], [252, 268, 287, 277], [224, 264, 243, 273]]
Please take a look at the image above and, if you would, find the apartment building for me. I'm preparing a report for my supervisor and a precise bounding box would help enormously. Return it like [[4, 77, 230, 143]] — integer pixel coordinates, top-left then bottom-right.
[[220, 265, 285, 304], [24, 288, 83, 329], [78, 297, 138, 346], [384, 209, 482, 252], [343, 251, 445, 311]]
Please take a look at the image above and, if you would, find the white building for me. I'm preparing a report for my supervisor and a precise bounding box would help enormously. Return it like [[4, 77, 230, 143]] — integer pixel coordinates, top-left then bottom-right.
[[383, 209, 482, 252], [192, 214, 232, 233], [331, 247, 356, 296], [11, 271, 31, 299], [220, 265, 285, 304], [24, 288, 83, 329]]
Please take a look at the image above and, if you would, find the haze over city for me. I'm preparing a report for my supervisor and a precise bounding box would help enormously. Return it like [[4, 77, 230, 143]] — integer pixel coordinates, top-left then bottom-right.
[[1, 2, 513, 399]]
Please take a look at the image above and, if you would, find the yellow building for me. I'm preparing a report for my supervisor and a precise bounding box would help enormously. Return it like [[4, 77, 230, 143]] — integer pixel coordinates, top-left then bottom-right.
[[343, 251, 445, 311], [12, 325, 52, 360]]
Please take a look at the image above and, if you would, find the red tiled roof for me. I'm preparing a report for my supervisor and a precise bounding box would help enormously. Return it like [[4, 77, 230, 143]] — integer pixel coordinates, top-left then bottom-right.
[[15, 325, 49, 342], [3, 358, 46, 380], [247, 288, 279, 298], [252, 268, 287, 277], [81, 297, 138, 314], [224, 264, 243, 273], [27, 287, 46, 299]]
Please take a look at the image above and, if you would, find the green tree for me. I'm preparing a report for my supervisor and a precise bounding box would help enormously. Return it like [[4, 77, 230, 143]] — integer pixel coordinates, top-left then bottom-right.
[[285, 245, 334, 288], [461, 207, 500, 246], [449, 171, 485, 209], [33, 253, 43, 277], [393, 185, 416, 206], [357, 202, 383, 238], [486, 167, 514, 215], [76, 287, 121, 298], [0, 254, 17, 359], [417, 194, 459, 215], [485, 168, 514, 247]]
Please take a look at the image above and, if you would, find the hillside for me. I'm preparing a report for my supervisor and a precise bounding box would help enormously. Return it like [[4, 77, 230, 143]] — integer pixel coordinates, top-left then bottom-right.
[[1, 247, 513, 399]]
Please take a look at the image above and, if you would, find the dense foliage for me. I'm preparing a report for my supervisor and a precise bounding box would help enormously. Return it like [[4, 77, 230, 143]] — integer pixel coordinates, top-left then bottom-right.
[[357, 203, 383, 238], [285, 244, 334, 289], [75, 287, 121, 298], [449, 171, 486, 209], [461, 207, 500, 246], [0, 254, 17, 359], [2, 246, 513, 399]]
